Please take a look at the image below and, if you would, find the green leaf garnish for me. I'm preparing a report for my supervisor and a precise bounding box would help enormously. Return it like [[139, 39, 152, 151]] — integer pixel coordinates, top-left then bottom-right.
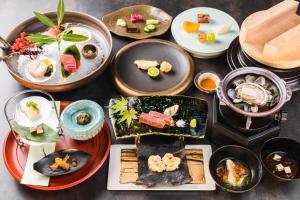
[[57, 0, 65, 26], [62, 33, 88, 42], [26, 33, 56, 45], [26, 101, 39, 110], [118, 109, 137, 128], [34, 11, 56, 28], [64, 45, 81, 60], [11, 121, 60, 143], [109, 97, 128, 114]]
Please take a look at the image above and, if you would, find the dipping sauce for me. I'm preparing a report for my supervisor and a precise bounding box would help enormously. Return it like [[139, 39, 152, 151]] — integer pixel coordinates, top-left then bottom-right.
[[199, 78, 216, 90], [265, 151, 298, 179]]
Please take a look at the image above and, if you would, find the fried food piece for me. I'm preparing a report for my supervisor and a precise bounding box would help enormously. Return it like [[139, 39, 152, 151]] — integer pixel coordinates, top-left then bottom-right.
[[50, 155, 70, 171]]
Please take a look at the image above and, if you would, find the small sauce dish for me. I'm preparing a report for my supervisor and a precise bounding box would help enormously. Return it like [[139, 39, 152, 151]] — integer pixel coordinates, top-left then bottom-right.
[[194, 71, 221, 93]]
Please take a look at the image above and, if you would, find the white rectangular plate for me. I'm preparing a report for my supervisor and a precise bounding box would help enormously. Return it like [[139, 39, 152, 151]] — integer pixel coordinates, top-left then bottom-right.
[[107, 144, 216, 191]]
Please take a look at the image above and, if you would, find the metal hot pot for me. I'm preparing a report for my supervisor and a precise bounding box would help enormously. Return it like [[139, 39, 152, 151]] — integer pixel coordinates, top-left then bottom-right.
[[217, 67, 292, 118]]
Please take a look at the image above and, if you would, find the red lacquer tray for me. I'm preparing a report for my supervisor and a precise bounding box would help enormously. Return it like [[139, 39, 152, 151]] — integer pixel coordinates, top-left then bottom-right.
[[2, 101, 111, 190]]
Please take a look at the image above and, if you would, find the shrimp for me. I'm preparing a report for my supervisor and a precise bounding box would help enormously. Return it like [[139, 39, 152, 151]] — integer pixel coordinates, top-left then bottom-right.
[[28, 60, 48, 78]]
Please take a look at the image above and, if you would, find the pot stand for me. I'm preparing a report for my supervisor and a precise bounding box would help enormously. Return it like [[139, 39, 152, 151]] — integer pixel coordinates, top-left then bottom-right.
[[209, 95, 286, 147]]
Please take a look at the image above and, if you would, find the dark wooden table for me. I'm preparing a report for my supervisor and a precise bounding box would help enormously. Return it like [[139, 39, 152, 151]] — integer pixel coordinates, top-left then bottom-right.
[[1, 0, 300, 199]]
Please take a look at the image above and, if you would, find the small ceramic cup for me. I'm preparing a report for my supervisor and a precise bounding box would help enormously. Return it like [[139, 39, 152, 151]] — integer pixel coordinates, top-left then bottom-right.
[[194, 71, 221, 93]]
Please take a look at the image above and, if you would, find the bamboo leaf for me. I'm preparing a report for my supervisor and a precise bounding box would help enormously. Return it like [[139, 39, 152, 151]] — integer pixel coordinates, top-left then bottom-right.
[[26, 33, 56, 45], [57, 0, 65, 26], [11, 121, 60, 143], [34, 11, 55, 28], [62, 33, 88, 42], [63, 45, 81, 60]]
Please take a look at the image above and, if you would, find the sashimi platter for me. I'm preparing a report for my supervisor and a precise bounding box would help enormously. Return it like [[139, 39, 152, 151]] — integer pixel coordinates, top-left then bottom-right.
[[1, 0, 300, 195]]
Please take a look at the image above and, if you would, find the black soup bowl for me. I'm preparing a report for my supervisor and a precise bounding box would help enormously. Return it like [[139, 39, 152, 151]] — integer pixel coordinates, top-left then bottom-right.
[[260, 137, 300, 181], [209, 145, 263, 193]]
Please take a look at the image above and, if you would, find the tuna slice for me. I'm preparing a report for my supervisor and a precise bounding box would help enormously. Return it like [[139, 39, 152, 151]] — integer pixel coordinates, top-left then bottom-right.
[[60, 54, 80, 74], [139, 113, 165, 129], [45, 28, 60, 37], [149, 111, 175, 127]]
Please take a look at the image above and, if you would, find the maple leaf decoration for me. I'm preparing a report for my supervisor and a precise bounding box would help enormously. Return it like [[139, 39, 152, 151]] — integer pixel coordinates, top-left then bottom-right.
[[118, 109, 138, 128], [110, 96, 128, 114]]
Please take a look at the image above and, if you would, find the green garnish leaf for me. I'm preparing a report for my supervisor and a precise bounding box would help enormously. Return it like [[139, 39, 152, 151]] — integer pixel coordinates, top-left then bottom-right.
[[109, 96, 128, 114], [26, 33, 56, 45], [118, 109, 137, 128], [26, 101, 39, 110], [61, 64, 70, 79], [64, 45, 81, 60], [34, 11, 56, 28], [62, 33, 88, 42], [57, 0, 65, 26], [11, 121, 60, 143]]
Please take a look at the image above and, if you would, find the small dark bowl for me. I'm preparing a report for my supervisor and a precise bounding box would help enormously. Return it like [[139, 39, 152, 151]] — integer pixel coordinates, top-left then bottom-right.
[[209, 145, 263, 193], [260, 137, 300, 181]]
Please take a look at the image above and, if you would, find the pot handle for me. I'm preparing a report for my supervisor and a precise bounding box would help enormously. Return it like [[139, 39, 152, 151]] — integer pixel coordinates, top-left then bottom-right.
[[283, 80, 292, 102]]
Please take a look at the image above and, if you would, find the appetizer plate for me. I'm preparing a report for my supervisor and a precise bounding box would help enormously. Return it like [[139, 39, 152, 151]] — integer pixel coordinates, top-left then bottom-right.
[[2, 101, 111, 190], [3, 11, 112, 92], [102, 5, 172, 40], [111, 39, 195, 96], [107, 144, 215, 190], [109, 96, 208, 139], [171, 7, 239, 57]]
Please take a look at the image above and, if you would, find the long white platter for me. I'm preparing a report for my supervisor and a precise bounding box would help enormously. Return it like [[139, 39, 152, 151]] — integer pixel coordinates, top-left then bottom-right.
[[107, 144, 216, 191]]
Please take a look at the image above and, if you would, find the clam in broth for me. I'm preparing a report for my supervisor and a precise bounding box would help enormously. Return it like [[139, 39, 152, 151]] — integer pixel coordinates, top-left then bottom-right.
[[227, 75, 279, 113]]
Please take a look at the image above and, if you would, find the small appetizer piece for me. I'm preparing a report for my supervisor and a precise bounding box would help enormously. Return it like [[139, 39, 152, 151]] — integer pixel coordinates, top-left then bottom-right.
[[144, 24, 156, 33], [182, 21, 200, 33], [284, 166, 292, 174], [116, 18, 127, 27], [50, 155, 70, 172], [148, 155, 165, 173], [61, 45, 81, 78], [215, 24, 231, 35], [190, 119, 197, 128], [176, 119, 186, 127], [130, 14, 143, 23], [82, 44, 98, 59], [126, 27, 140, 33], [146, 19, 160, 25], [273, 154, 282, 161], [139, 113, 166, 129], [29, 125, 44, 134], [197, 14, 210, 23], [162, 153, 181, 172], [134, 60, 159, 70], [276, 163, 284, 172], [21, 101, 41, 120], [76, 112, 92, 125], [71, 159, 77, 167], [164, 105, 179, 117], [148, 111, 175, 126], [26, 57, 55, 83], [207, 32, 216, 43], [160, 61, 172, 73], [198, 32, 207, 43], [147, 66, 160, 79]]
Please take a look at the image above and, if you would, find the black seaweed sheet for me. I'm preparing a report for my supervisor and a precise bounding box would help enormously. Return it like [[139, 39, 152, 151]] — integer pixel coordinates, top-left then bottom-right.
[[109, 96, 208, 139], [136, 140, 192, 187]]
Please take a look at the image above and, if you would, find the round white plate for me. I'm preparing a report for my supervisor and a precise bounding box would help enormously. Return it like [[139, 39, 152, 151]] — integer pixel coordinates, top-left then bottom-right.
[[171, 7, 239, 56], [14, 96, 52, 127]]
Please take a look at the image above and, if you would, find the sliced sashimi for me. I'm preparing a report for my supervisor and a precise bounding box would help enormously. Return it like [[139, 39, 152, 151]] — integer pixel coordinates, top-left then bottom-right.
[[139, 113, 165, 129], [60, 54, 80, 73], [45, 27, 60, 37], [149, 111, 175, 127]]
